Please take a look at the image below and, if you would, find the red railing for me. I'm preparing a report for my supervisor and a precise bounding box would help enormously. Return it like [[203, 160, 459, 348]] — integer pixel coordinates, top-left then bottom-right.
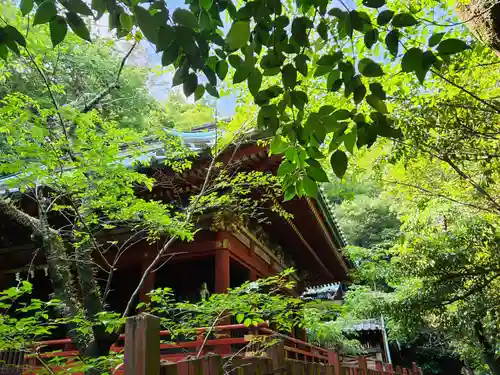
[[29, 322, 329, 364], [22, 317, 421, 375]]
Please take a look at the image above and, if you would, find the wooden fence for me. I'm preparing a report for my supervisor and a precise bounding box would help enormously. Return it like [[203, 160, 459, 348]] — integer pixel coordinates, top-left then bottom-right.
[[124, 314, 422, 375], [6, 314, 421, 374]]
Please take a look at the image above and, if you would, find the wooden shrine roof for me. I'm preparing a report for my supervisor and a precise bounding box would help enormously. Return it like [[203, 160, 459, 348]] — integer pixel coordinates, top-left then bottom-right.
[[0, 128, 351, 283]]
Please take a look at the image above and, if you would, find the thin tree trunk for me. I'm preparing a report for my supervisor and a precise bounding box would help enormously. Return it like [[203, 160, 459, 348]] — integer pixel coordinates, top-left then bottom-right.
[[474, 322, 500, 375]]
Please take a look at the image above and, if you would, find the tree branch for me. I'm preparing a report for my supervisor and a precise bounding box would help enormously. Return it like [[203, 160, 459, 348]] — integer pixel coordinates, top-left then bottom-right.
[[383, 179, 498, 214], [431, 69, 500, 114], [439, 154, 500, 213], [83, 42, 137, 113]]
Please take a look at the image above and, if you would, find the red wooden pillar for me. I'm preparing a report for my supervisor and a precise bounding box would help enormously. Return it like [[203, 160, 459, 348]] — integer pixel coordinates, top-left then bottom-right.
[[215, 249, 230, 293], [214, 248, 231, 355], [249, 268, 258, 281], [386, 364, 394, 374]]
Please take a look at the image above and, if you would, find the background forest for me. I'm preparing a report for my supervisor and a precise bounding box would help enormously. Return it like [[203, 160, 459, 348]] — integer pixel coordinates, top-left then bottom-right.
[[1, 0, 500, 373]]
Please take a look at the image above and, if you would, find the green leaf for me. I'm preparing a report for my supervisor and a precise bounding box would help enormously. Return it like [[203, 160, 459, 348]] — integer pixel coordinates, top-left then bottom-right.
[[199, 10, 211, 30], [33, 0, 57, 25], [172, 64, 188, 86], [216, 60, 228, 80], [270, 136, 288, 154], [135, 6, 165, 44], [385, 30, 399, 56], [362, 0, 385, 8], [330, 150, 348, 178], [283, 186, 296, 201], [332, 109, 351, 120], [119, 13, 133, 31], [294, 54, 309, 76], [157, 26, 175, 52], [161, 42, 179, 66], [0, 44, 8, 62], [317, 53, 342, 66], [401, 48, 423, 72], [437, 38, 469, 55], [317, 21, 328, 41], [306, 165, 329, 183], [5, 26, 27, 47], [353, 83, 366, 104], [4, 37, 20, 55], [343, 131, 356, 153], [248, 69, 262, 96], [194, 85, 205, 101], [233, 65, 251, 84], [200, 0, 213, 10], [428, 32, 445, 47], [277, 162, 296, 177], [62, 0, 92, 16], [236, 313, 244, 323], [366, 94, 387, 113], [358, 58, 384, 77], [377, 10, 394, 26], [91, 0, 106, 16], [327, 70, 341, 90], [369, 82, 386, 99], [364, 29, 378, 49], [392, 13, 418, 27], [20, 0, 34, 16], [205, 83, 219, 98], [228, 55, 243, 68], [302, 176, 318, 198], [244, 318, 252, 327], [183, 73, 198, 97], [314, 65, 332, 77], [291, 91, 308, 110], [282, 64, 297, 89], [286, 147, 298, 162], [226, 21, 250, 50], [350, 10, 371, 32], [66, 12, 90, 41], [49, 16, 68, 47], [417, 50, 437, 83], [173, 8, 198, 29]]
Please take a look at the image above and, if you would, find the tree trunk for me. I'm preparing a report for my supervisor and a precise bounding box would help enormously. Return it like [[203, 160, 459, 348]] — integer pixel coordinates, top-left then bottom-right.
[[474, 322, 500, 375], [0, 198, 116, 374], [456, 0, 500, 56]]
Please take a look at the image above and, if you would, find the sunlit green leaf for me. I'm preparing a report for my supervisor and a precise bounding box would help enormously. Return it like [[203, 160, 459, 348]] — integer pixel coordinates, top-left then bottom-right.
[[226, 21, 250, 50]]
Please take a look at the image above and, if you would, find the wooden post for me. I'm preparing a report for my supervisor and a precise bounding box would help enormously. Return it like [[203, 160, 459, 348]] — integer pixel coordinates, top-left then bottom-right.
[[357, 356, 367, 375], [328, 351, 341, 375], [215, 249, 230, 293], [124, 313, 160, 375], [265, 340, 285, 374], [395, 365, 402, 375], [375, 360, 383, 373], [412, 363, 418, 375], [386, 364, 394, 374], [202, 353, 223, 375]]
